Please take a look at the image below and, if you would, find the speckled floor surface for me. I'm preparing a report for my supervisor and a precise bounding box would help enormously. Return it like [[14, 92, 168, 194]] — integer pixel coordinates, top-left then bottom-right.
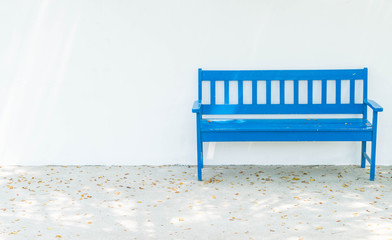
[[0, 165, 392, 240]]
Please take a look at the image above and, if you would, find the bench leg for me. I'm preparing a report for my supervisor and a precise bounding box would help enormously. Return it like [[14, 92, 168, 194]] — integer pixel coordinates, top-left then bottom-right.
[[370, 139, 377, 181], [361, 141, 366, 168], [197, 139, 203, 181], [200, 142, 204, 169], [369, 111, 379, 181]]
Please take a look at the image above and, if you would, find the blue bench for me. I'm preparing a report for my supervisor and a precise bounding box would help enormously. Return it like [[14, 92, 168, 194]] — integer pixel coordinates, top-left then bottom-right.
[[192, 68, 383, 181]]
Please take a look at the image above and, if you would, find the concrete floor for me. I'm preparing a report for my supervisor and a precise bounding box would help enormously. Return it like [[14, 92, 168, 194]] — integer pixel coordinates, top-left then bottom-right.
[[0, 165, 392, 240]]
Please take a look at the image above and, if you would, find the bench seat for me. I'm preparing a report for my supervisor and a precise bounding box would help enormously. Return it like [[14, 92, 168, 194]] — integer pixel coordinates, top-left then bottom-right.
[[201, 118, 373, 142], [201, 118, 372, 132]]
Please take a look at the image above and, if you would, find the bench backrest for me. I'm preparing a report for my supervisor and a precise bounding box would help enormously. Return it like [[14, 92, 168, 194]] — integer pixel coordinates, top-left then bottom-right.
[[198, 68, 367, 115]]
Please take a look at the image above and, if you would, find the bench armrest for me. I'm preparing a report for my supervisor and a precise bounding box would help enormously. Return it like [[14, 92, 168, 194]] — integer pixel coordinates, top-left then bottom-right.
[[192, 100, 201, 113], [365, 99, 383, 112]]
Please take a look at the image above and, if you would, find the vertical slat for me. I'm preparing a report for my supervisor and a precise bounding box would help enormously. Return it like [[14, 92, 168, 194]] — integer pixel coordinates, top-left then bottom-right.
[[293, 80, 298, 104], [238, 80, 243, 105], [280, 80, 285, 104], [350, 79, 355, 104], [336, 79, 341, 104], [266, 80, 271, 104], [198, 68, 202, 101], [308, 80, 313, 104], [322, 80, 327, 104], [363, 68, 368, 119], [210, 80, 216, 105], [224, 80, 229, 104], [252, 80, 257, 104]]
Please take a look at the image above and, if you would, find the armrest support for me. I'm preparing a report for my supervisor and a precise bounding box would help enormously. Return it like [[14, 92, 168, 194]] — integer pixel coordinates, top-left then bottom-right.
[[192, 100, 201, 113], [364, 99, 383, 112]]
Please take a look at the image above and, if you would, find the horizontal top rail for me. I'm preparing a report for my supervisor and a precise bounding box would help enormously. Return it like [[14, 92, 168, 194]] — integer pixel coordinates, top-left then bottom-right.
[[201, 69, 365, 80]]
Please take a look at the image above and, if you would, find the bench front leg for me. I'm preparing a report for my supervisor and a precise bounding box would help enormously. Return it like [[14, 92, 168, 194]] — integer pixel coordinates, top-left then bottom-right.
[[370, 111, 378, 181]]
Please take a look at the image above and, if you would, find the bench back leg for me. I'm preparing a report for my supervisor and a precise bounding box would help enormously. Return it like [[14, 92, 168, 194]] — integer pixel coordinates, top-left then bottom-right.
[[361, 141, 366, 168], [196, 114, 203, 181], [197, 140, 203, 181]]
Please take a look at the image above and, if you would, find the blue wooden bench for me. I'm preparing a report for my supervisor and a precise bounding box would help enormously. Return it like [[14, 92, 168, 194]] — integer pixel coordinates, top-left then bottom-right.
[[192, 68, 383, 181]]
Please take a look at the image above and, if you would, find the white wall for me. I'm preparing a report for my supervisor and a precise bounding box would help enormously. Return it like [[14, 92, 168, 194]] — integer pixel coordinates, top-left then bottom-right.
[[0, 0, 391, 165]]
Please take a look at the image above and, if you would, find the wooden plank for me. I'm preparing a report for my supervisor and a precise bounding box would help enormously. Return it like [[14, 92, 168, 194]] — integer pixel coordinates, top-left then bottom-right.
[[322, 80, 327, 104], [294, 80, 298, 104], [363, 68, 368, 119], [202, 104, 364, 114], [308, 80, 313, 104], [336, 79, 341, 104], [266, 80, 271, 104], [198, 68, 202, 100], [201, 69, 365, 81], [364, 152, 371, 164], [224, 81, 229, 104], [350, 79, 355, 104], [210, 80, 215, 105], [252, 80, 257, 104], [280, 80, 285, 104], [202, 131, 372, 142], [238, 80, 243, 104], [200, 118, 372, 132]]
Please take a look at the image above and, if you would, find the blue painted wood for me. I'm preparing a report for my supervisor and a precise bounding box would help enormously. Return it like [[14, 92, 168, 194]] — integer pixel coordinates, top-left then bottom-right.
[[363, 68, 368, 119], [198, 68, 202, 101], [192, 100, 201, 113], [210, 80, 215, 105], [361, 141, 367, 168], [196, 70, 203, 180], [224, 81, 229, 104], [365, 99, 383, 112], [280, 80, 285, 104], [252, 80, 257, 104], [294, 80, 299, 104], [193, 68, 382, 181], [363, 152, 371, 165], [336, 79, 341, 104], [350, 79, 355, 104], [370, 111, 378, 181], [202, 104, 363, 115], [308, 80, 313, 104], [322, 80, 327, 104], [202, 131, 372, 142], [238, 81, 243, 105], [266, 80, 271, 104], [196, 113, 203, 181], [201, 69, 365, 80], [200, 119, 372, 132]]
